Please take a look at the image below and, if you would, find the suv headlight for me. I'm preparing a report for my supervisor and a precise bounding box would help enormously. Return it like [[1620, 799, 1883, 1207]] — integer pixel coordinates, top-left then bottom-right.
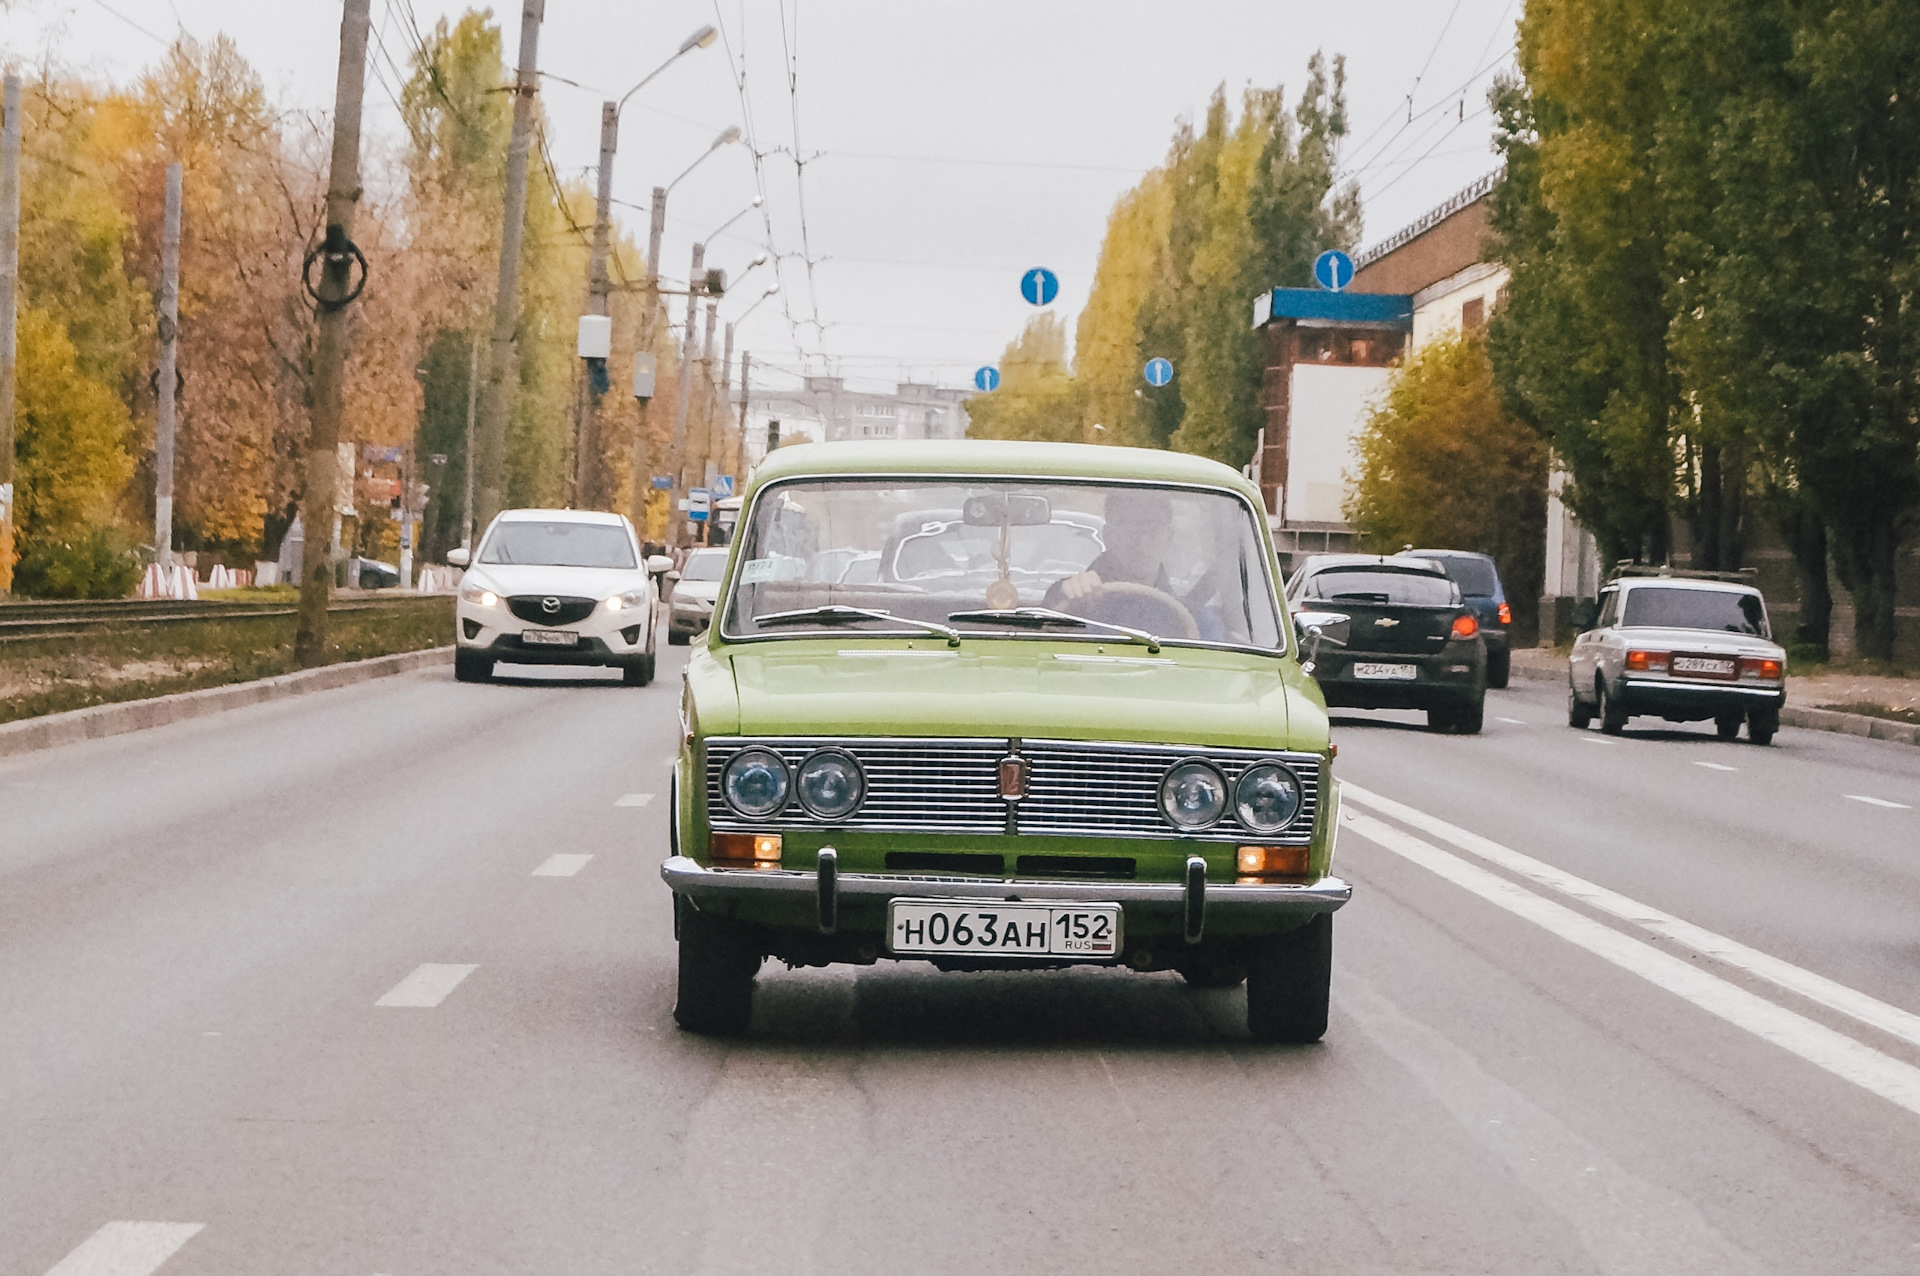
[[605, 588, 650, 612], [722, 748, 790, 818], [1160, 760, 1228, 830], [459, 582, 498, 607], [1234, 762, 1302, 834], [796, 749, 864, 819]]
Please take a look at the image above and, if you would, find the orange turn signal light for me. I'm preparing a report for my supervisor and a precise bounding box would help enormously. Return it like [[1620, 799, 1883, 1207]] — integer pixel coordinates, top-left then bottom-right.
[[1235, 845, 1312, 881], [1625, 649, 1670, 673], [1740, 656, 1783, 680], [710, 831, 783, 868], [1497, 601, 1512, 626], [1451, 613, 1479, 639]]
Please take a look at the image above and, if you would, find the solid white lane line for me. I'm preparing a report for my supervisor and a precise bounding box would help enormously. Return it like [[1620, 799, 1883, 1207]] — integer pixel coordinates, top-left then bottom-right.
[[1496, 716, 1527, 725], [1342, 783, 1920, 1051], [533, 853, 592, 877], [614, 792, 655, 807], [375, 963, 478, 1008], [1846, 794, 1911, 810], [45, 1222, 203, 1276], [1694, 761, 1738, 772], [1343, 810, 1920, 1119], [1576, 735, 1616, 746]]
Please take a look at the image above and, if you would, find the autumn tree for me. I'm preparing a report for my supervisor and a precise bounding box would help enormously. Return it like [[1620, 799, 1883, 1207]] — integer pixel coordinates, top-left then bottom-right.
[[963, 312, 1083, 442]]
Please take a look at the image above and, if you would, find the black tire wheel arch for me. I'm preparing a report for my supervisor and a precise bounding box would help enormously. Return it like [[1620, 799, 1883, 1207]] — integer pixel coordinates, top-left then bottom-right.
[[674, 907, 761, 1036], [1568, 685, 1594, 729], [1598, 677, 1628, 734], [1246, 912, 1332, 1044], [1748, 707, 1779, 746], [1486, 648, 1511, 690]]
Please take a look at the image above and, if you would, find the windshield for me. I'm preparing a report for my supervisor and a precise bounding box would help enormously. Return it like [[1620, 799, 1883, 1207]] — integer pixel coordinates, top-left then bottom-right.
[[722, 479, 1283, 650], [480, 520, 636, 569], [680, 550, 728, 582], [1623, 586, 1769, 636], [1304, 568, 1457, 606]]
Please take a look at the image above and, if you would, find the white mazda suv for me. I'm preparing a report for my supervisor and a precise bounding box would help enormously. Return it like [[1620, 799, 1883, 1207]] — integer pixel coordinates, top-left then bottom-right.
[[448, 509, 669, 685]]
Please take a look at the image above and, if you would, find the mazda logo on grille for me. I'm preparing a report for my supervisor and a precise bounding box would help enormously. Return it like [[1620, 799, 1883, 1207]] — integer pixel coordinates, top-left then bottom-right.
[[541, 596, 561, 613]]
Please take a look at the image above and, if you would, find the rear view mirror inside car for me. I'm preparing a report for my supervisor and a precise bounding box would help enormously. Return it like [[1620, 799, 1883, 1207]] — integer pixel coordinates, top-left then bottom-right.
[[962, 492, 1052, 527]]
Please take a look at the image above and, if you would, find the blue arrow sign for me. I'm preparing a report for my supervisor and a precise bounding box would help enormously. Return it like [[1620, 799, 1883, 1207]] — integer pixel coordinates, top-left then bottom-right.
[[974, 365, 1002, 392], [1313, 249, 1355, 292], [715, 475, 735, 497], [1020, 267, 1060, 307], [1143, 357, 1174, 388]]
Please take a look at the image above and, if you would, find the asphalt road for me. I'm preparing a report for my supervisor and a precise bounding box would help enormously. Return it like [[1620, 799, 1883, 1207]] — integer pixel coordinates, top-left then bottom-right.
[[4, 646, 1919, 1274]]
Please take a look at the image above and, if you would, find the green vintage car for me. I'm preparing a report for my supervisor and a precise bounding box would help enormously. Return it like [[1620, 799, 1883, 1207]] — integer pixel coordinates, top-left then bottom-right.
[[661, 440, 1349, 1041]]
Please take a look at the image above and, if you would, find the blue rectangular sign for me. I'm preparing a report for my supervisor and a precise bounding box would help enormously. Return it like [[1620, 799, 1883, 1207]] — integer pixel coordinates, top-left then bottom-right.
[[651, 475, 674, 490]]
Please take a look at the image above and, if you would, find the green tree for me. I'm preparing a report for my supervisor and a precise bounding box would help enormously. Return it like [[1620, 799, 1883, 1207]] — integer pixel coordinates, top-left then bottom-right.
[[12, 308, 136, 547], [964, 313, 1084, 443], [1345, 332, 1547, 626]]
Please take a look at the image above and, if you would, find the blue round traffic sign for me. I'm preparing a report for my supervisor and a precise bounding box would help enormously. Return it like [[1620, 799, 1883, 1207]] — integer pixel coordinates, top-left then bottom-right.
[[974, 365, 1002, 392], [1143, 357, 1174, 387], [1020, 267, 1060, 307], [1313, 249, 1355, 292]]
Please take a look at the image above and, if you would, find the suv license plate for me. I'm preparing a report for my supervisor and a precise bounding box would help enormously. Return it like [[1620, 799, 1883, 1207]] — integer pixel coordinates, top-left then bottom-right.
[[522, 629, 580, 647], [888, 900, 1121, 958], [1672, 655, 1735, 678], [1352, 662, 1418, 680]]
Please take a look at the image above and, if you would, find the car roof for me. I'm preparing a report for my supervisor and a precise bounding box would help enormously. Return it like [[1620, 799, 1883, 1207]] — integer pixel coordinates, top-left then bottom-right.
[[747, 440, 1260, 502], [495, 507, 627, 526], [1295, 553, 1447, 575], [1612, 576, 1762, 596], [1406, 548, 1493, 563]]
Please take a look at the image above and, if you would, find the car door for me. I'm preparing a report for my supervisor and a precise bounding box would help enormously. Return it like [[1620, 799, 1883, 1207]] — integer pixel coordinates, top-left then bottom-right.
[[1570, 588, 1617, 694]]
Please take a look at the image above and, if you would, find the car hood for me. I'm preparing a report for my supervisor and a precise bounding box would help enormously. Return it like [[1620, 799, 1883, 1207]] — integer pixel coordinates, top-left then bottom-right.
[[1615, 627, 1783, 658], [713, 639, 1314, 749], [460, 564, 647, 597], [674, 580, 723, 603]]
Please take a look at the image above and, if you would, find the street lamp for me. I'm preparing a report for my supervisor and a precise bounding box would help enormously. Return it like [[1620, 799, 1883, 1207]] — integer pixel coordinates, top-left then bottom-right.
[[735, 283, 780, 323]]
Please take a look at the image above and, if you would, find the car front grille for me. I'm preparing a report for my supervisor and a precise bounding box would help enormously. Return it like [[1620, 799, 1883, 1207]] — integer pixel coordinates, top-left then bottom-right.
[[703, 737, 1322, 844], [505, 594, 597, 625]]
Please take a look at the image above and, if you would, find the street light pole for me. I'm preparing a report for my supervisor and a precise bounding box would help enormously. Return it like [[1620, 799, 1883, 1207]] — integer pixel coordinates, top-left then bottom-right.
[[669, 240, 704, 543]]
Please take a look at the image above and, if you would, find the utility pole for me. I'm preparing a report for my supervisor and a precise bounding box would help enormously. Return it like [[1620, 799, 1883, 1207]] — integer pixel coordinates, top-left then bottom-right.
[[577, 99, 618, 509], [461, 334, 478, 548], [0, 74, 21, 599], [472, 0, 544, 536], [154, 163, 182, 570], [293, 0, 372, 666], [695, 298, 718, 492], [628, 185, 669, 538], [713, 318, 734, 490], [668, 240, 704, 543], [735, 350, 752, 478]]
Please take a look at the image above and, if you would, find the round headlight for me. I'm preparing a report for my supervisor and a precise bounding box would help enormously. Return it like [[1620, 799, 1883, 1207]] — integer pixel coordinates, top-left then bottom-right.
[[1160, 760, 1228, 830], [722, 748, 789, 818], [1235, 762, 1302, 834], [796, 749, 865, 819]]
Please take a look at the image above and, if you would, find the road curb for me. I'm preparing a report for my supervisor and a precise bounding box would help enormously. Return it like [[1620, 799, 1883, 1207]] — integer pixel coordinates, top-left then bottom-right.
[[1510, 652, 1919, 747], [0, 646, 452, 760]]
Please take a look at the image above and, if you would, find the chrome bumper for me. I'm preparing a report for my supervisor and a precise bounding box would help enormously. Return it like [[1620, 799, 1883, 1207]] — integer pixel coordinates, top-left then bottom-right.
[[661, 853, 1350, 941]]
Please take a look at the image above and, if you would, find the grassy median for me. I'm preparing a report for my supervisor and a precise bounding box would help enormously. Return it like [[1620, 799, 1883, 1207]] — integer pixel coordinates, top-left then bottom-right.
[[0, 596, 453, 725]]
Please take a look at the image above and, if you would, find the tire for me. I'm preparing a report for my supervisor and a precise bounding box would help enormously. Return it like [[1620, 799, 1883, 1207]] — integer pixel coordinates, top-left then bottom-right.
[[1568, 685, 1594, 729], [1246, 913, 1332, 1044], [1176, 952, 1249, 989], [1486, 648, 1511, 690], [1426, 704, 1456, 732], [674, 907, 761, 1036], [623, 655, 655, 686], [1452, 696, 1485, 735], [1715, 712, 1743, 741], [1748, 707, 1778, 746], [453, 650, 493, 683], [1598, 677, 1628, 735], [667, 629, 691, 646]]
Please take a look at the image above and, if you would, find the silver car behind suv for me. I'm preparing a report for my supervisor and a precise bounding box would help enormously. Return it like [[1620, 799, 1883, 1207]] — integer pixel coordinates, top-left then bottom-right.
[[1568, 570, 1786, 743]]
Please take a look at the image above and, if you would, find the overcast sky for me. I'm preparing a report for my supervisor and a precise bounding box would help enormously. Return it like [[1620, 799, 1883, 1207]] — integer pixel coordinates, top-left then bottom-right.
[[6, 0, 1518, 393]]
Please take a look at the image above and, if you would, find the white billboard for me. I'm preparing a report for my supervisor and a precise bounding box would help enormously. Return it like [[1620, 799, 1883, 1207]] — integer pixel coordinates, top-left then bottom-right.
[[1285, 362, 1390, 525]]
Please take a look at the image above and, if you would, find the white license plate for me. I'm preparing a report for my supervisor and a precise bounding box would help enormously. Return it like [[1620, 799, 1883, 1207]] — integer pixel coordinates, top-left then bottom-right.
[[1352, 662, 1418, 681], [522, 629, 580, 647], [1672, 655, 1735, 677], [888, 900, 1122, 957]]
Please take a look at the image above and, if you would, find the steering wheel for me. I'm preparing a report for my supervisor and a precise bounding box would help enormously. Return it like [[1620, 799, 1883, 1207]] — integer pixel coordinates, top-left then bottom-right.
[[1078, 581, 1200, 640]]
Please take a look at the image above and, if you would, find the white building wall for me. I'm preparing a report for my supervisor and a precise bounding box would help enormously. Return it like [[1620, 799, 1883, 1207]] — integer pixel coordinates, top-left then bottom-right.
[[1410, 261, 1509, 352], [1286, 363, 1394, 525]]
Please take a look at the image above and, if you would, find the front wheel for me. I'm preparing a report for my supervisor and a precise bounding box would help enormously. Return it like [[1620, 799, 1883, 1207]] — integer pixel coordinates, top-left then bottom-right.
[[674, 907, 761, 1036], [454, 650, 493, 683], [1246, 913, 1331, 1043], [623, 655, 655, 687], [1598, 678, 1628, 734], [1748, 707, 1779, 746]]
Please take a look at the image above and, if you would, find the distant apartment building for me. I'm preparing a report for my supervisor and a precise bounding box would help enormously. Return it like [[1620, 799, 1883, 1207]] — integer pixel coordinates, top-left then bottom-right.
[[742, 376, 971, 468]]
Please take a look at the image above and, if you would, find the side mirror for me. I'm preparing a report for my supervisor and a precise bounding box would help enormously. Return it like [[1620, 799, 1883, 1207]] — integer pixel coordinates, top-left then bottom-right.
[[645, 554, 674, 574], [1291, 610, 1350, 673], [446, 547, 470, 568]]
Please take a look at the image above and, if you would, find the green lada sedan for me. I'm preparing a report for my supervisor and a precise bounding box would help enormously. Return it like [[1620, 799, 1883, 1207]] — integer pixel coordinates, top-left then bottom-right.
[[661, 440, 1350, 1042]]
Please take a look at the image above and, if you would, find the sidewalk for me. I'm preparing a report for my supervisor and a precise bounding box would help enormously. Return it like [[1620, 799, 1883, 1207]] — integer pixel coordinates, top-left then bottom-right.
[[1510, 647, 1920, 746]]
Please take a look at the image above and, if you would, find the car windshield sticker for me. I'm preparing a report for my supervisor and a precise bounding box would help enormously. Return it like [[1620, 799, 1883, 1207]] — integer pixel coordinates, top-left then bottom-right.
[[740, 557, 779, 584]]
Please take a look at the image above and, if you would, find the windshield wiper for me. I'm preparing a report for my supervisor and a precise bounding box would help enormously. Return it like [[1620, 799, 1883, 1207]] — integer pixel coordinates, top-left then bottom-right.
[[756, 605, 961, 647], [947, 606, 1161, 653]]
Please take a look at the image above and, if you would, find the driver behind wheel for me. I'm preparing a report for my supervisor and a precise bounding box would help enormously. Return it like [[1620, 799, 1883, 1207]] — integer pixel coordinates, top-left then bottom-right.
[[1042, 488, 1227, 639]]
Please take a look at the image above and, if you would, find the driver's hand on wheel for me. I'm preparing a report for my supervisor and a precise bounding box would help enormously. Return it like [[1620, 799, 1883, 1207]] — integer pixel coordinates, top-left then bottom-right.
[[1060, 569, 1103, 601]]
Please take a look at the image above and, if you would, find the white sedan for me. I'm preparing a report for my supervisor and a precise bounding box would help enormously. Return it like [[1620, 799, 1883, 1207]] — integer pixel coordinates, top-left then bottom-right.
[[448, 509, 670, 685]]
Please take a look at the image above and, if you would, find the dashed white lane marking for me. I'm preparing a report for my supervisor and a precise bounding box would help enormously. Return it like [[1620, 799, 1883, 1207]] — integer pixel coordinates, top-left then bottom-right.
[[1693, 761, 1738, 772], [1343, 806, 1920, 1118], [614, 792, 655, 807], [1846, 794, 1911, 810], [376, 963, 478, 1008], [45, 1222, 203, 1276], [1576, 734, 1617, 745], [1496, 716, 1526, 725], [1343, 783, 1920, 1054], [533, 853, 592, 877]]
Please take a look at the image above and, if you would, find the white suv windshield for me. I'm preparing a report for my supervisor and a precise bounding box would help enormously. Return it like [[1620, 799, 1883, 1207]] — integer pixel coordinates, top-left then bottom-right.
[[481, 521, 635, 569], [722, 479, 1283, 650]]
